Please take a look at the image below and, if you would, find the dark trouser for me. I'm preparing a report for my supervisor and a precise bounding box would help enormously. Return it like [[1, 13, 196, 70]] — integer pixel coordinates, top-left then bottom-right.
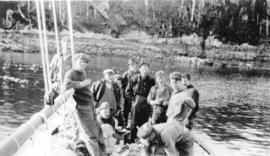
[[123, 97, 132, 127], [130, 95, 151, 143], [76, 104, 106, 156], [151, 105, 167, 124]]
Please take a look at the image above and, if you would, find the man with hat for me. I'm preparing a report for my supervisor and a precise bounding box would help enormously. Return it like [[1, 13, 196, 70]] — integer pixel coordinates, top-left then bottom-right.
[[91, 69, 121, 116], [63, 53, 105, 156], [125, 61, 155, 143]]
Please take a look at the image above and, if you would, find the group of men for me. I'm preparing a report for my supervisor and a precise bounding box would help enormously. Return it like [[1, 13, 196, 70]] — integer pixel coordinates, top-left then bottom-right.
[[47, 53, 199, 156]]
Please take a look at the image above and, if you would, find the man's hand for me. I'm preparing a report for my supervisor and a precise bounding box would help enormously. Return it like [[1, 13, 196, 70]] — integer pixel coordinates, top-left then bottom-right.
[[80, 79, 92, 88]]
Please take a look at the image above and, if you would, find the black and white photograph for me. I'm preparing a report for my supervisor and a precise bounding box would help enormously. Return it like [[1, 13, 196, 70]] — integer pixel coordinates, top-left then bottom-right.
[[0, 0, 269, 156]]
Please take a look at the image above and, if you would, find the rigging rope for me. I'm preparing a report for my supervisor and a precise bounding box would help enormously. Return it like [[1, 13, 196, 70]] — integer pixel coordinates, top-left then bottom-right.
[[40, 0, 52, 90], [66, 0, 75, 66], [35, 0, 49, 93], [51, 0, 63, 85], [51, 0, 60, 56]]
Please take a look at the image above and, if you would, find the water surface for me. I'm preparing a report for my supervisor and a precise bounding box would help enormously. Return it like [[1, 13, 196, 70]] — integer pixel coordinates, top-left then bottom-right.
[[0, 52, 269, 156]]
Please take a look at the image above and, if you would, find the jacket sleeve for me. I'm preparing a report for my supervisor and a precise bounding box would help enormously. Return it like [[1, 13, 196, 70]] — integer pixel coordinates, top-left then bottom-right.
[[90, 81, 100, 103], [174, 103, 192, 122], [147, 86, 155, 104], [114, 83, 122, 109], [184, 97, 195, 109], [158, 87, 171, 106], [121, 71, 128, 91], [125, 77, 135, 101]]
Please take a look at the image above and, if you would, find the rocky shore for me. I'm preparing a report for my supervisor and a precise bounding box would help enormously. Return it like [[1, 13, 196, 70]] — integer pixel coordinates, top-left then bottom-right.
[[0, 30, 269, 71]]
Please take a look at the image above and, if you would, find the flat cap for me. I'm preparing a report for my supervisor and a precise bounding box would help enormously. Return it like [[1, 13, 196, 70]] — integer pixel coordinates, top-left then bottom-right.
[[103, 69, 114, 75], [139, 62, 150, 68]]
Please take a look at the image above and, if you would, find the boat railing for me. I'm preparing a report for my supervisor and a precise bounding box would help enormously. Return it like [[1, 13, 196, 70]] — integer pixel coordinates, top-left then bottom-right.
[[0, 89, 74, 156]]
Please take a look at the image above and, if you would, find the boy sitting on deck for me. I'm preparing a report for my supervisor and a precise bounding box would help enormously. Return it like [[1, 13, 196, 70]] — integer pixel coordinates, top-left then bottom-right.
[[96, 102, 115, 128], [63, 53, 105, 156]]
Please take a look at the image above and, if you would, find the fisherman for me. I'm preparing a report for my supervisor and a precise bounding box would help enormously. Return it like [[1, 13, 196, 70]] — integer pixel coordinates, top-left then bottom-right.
[[63, 53, 105, 156], [125, 62, 155, 143], [147, 71, 171, 124], [121, 58, 139, 128], [91, 69, 121, 116], [137, 120, 194, 156], [45, 39, 72, 106], [182, 73, 200, 130], [49, 52, 72, 92]]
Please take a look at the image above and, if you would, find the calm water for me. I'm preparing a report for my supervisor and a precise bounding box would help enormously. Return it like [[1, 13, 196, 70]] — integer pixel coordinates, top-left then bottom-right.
[[0, 52, 269, 156]]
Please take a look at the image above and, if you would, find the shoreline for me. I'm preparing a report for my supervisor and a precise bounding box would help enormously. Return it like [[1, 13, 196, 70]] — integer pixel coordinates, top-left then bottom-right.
[[0, 30, 270, 72]]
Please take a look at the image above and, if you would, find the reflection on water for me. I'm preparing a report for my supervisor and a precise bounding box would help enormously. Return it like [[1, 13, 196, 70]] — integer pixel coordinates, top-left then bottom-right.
[[0, 52, 270, 156]]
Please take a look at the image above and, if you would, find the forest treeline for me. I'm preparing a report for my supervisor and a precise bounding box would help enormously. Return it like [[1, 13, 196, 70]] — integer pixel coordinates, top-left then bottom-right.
[[0, 0, 269, 46]]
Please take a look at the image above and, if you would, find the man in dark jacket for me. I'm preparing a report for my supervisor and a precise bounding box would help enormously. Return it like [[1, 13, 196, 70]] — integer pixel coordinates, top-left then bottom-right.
[[91, 69, 121, 116], [121, 58, 139, 127], [182, 73, 200, 130], [125, 62, 155, 143]]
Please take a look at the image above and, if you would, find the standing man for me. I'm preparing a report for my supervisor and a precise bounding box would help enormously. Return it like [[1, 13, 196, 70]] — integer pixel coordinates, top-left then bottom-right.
[[182, 73, 199, 130], [125, 62, 155, 143], [147, 71, 171, 124], [63, 53, 105, 156], [91, 69, 121, 116], [121, 58, 139, 128]]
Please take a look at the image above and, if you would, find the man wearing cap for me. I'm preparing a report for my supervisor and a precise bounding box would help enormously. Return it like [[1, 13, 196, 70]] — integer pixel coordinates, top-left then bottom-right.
[[45, 51, 72, 106], [121, 58, 139, 127], [91, 69, 121, 116], [63, 53, 105, 156], [125, 62, 155, 143]]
